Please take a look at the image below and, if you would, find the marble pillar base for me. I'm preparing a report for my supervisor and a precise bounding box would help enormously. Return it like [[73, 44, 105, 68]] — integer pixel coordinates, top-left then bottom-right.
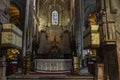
[[73, 57, 80, 74], [95, 64, 104, 80]]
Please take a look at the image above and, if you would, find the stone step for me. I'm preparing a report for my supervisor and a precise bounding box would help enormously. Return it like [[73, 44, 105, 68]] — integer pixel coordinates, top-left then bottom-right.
[[7, 75, 94, 80]]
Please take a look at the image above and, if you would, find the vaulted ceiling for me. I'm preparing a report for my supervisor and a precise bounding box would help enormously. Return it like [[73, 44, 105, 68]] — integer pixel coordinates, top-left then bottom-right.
[[36, 0, 71, 16], [36, 0, 71, 27], [38, 0, 70, 10], [9, 0, 97, 30]]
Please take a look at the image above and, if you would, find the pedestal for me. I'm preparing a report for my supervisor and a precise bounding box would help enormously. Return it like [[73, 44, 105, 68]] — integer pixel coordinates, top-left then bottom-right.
[[22, 56, 31, 75], [95, 64, 104, 80], [73, 57, 80, 74]]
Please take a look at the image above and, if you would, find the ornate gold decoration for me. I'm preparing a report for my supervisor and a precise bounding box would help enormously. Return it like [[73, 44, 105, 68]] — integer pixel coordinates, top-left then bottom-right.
[[91, 33, 100, 45], [89, 12, 96, 25], [9, 4, 20, 24], [84, 25, 100, 48], [7, 48, 19, 60]]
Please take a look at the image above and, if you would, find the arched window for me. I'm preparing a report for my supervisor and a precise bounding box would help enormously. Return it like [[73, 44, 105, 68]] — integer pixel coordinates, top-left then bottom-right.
[[52, 10, 58, 25]]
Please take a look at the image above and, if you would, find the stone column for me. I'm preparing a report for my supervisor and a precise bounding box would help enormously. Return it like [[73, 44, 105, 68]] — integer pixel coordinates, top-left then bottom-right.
[[95, 64, 104, 80], [22, 0, 30, 75], [74, 0, 84, 74], [23, 0, 30, 57], [74, 0, 83, 56], [36, 0, 40, 42], [27, 0, 34, 52]]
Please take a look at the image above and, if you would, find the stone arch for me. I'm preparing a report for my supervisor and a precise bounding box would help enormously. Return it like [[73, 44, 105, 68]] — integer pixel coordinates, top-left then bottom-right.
[[38, 1, 70, 27]]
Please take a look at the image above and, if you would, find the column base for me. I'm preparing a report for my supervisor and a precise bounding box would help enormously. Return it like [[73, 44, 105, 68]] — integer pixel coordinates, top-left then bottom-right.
[[73, 57, 80, 74], [95, 63, 104, 80]]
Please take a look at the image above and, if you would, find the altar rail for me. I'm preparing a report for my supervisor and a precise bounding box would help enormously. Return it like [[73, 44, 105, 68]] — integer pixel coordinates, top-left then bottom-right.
[[35, 59, 72, 73]]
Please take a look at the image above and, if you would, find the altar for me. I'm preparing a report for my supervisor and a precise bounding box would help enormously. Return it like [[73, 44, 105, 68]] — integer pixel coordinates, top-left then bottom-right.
[[35, 59, 72, 73]]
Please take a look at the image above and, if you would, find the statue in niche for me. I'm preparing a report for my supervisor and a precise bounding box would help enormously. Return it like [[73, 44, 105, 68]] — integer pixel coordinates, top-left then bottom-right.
[[49, 35, 62, 58]]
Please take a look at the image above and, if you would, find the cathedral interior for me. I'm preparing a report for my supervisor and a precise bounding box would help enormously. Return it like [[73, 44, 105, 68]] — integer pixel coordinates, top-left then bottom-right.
[[0, 0, 120, 80]]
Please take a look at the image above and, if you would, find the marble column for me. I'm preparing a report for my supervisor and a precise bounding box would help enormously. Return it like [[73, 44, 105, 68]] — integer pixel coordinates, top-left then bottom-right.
[[74, 0, 84, 57], [23, 0, 30, 57], [22, 0, 31, 75], [74, 0, 84, 74], [27, 0, 34, 52]]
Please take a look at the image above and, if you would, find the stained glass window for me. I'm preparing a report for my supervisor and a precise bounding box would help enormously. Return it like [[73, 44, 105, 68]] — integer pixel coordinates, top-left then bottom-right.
[[52, 10, 58, 25]]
